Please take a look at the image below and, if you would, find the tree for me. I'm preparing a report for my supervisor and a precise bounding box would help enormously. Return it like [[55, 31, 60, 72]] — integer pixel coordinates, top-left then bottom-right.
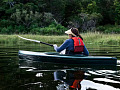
[[94, 0, 114, 25], [87, 1, 98, 14], [64, 0, 82, 26], [80, 13, 103, 31], [49, 0, 66, 24], [3, 0, 15, 8], [11, 9, 42, 31], [114, 0, 120, 25]]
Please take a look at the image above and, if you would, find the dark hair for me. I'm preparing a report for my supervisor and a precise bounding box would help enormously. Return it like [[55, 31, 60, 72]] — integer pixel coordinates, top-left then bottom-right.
[[71, 28, 83, 40]]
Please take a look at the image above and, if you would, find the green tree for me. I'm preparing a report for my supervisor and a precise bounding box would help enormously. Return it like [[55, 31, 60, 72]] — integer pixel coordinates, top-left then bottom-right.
[[80, 12, 102, 31], [114, 0, 120, 25], [11, 9, 42, 31], [64, 0, 82, 26], [3, 0, 15, 8], [87, 1, 98, 14], [49, 0, 66, 24], [94, 0, 114, 25], [67, 14, 82, 28]]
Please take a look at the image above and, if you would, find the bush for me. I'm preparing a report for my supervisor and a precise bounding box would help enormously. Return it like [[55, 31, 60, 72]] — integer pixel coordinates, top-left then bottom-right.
[[30, 23, 67, 35], [96, 26, 106, 32], [96, 25, 120, 33], [0, 25, 27, 34], [0, 26, 13, 34], [14, 25, 26, 34], [0, 19, 15, 27], [105, 26, 120, 33], [0, 23, 67, 34]]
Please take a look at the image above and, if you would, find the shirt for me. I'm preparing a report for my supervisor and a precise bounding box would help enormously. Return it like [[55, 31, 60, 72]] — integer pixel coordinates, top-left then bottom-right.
[[55, 39, 89, 56]]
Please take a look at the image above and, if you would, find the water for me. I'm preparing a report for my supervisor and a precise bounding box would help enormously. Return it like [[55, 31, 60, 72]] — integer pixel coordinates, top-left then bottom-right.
[[0, 42, 120, 90]]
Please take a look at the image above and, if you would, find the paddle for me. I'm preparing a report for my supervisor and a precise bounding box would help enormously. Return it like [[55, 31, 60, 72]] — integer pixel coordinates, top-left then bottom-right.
[[18, 35, 53, 47], [18, 35, 66, 54]]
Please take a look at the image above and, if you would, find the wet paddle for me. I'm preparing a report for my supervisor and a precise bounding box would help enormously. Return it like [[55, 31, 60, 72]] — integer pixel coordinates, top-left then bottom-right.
[[18, 35, 53, 47]]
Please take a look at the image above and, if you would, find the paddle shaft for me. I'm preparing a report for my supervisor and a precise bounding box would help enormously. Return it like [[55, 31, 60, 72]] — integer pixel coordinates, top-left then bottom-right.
[[40, 41, 53, 47], [18, 35, 53, 47]]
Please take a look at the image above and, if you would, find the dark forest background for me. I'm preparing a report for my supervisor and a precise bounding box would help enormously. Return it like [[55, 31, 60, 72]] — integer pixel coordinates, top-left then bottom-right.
[[0, 0, 120, 34]]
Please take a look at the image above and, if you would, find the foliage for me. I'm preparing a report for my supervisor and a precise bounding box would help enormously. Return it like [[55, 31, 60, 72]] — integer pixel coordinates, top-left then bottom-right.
[[68, 14, 83, 28], [30, 23, 67, 35], [0, 26, 13, 34], [96, 26, 106, 32], [14, 25, 26, 33], [96, 25, 120, 33], [0, 19, 15, 27], [0, 0, 120, 34], [87, 1, 98, 14], [104, 26, 120, 33], [80, 13, 103, 31], [10, 9, 42, 30], [114, 0, 120, 25]]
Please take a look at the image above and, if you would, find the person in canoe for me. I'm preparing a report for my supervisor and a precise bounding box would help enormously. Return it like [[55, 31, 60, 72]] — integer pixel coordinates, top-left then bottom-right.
[[53, 28, 89, 55]]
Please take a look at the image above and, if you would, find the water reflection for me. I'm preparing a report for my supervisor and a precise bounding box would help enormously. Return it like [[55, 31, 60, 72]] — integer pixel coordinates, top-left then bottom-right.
[[54, 69, 120, 90], [54, 70, 85, 90], [19, 59, 120, 90], [19, 59, 117, 71]]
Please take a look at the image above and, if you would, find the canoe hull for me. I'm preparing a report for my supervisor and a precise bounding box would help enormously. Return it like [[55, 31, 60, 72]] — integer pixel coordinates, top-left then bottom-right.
[[18, 50, 117, 65]]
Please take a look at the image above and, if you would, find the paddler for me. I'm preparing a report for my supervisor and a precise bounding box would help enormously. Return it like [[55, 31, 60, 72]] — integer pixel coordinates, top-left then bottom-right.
[[53, 28, 89, 55]]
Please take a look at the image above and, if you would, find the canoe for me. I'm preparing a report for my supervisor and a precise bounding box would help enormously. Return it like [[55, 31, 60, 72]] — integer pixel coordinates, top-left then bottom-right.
[[18, 50, 117, 65]]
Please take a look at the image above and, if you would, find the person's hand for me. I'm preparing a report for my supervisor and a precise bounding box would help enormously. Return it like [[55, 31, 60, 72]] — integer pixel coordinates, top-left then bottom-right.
[[53, 44, 58, 51]]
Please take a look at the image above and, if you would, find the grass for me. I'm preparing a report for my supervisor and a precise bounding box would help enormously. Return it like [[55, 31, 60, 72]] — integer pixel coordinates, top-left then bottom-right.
[[0, 32, 120, 45], [83, 32, 120, 45]]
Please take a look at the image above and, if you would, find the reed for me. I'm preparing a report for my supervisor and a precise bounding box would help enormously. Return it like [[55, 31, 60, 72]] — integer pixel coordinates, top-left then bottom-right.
[[83, 32, 120, 45], [0, 33, 120, 45]]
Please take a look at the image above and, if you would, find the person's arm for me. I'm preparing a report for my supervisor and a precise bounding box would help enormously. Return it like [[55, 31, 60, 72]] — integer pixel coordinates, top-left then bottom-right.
[[54, 39, 70, 52], [83, 45, 89, 56]]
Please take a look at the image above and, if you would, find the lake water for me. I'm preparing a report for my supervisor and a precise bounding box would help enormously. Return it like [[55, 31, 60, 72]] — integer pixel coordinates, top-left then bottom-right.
[[0, 42, 120, 90]]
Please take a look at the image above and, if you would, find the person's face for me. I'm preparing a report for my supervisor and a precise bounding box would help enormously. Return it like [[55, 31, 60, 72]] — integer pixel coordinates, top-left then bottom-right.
[[68, 34, 72, 39]]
